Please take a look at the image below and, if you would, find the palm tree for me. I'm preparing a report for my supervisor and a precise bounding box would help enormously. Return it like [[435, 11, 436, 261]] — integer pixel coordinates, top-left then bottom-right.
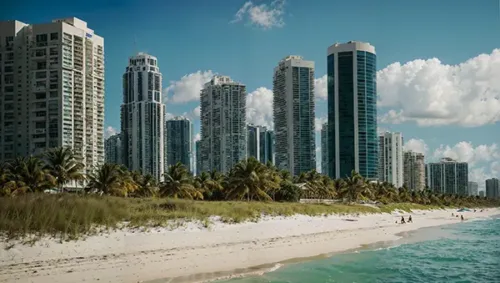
[[195, 171, 224, 200], [7, 156, 55, 192], [226, 157, 279, 201], [44, 147, 85, 192], [160, 162, 201, 199], [132, 172, 158, 197], [342, 170, 370, 203], [86, 163, 123, 195], [0, 164, 28, 196]]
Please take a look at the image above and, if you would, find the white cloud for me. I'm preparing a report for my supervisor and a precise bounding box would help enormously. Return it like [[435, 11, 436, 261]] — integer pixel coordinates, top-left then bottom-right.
[[165, 112, 175, 120], [377, 49, 500, 127], [231, 0, 286, 29], [314, 75, 327, 100], [194, 133, 201, 143], [314, 117, 327, 132], [432, 142, 500, 166], [193, 106, 201, 117], [404, 138, 429, 155], [104, 126, 118, 138], [164, 70, 214, 104], [246, 87, 274, 128]]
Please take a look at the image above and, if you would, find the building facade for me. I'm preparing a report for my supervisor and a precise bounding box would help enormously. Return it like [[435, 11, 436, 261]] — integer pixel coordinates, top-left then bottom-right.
[[468, 181, 478, 196], [166, 116, 193, 172], [247, 125, 260, 160], [273, 55, 316, 176], [200, 75, 246, 173], [479, 190, 485, 197], [247, 125, 274, 164], [0, 18, 104, 175], [485, 178, 499, 199], [327, 41, 378, 180], [105, 134, 122, 165], [403, 151, 425, 191], [426, 158, 468, 195], [378, 132, 403, 188], [321, 122, 328, 175], [120, 53, 165, 180]]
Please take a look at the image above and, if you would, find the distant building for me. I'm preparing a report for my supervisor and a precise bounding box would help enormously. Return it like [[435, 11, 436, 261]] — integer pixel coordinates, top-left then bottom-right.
[[327, 41, 378, 180], [273, 55, 316, 176], [200, 75, 247, 173], [247, 125, 274, 164], [426, 158, 468, 195], [403, 151, 425, 191], [121, 53, 165, 180], [105, 134, 122, 165], [321, 123, 328, 175], [468, 181, 478, 196], [166, 117, 193, 172], [485, 178, 499, 199], [479, 190, 485, 197], [195, 140, 201, 176], [378, 132, 403, 188], [260, 129, 275, 165]]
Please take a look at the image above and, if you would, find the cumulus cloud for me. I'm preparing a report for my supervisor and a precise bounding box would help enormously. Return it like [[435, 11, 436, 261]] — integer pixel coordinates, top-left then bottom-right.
[[404, 138, 429, 155], [314, 117, 327, 132], [164, 70, 214, 103], [231, 0, 286, 29], [377, 49, 500, 127], [432, 141, 500, 166], [246, 87, 274, 128], [314, 75, 327, 100], [165, 112, 175, 120], [192, 106, 201, 118], [104, 126, 118, 138], [194, 133, 201, 143]]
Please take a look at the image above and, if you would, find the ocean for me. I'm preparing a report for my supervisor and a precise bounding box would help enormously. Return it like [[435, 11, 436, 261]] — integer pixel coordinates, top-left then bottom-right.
[[218, 216, 500, 283]]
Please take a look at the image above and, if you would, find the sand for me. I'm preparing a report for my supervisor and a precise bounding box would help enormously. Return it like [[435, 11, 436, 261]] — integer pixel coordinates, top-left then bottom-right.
[[0, 208, 498, 283]]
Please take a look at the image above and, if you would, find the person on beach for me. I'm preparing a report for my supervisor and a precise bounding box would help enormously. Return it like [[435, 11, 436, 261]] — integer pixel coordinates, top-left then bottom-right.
[[461, 215, 464, 221], [408, 215, 412, 223], [452, 213, 454, 217], [401, 216, 406, 224]]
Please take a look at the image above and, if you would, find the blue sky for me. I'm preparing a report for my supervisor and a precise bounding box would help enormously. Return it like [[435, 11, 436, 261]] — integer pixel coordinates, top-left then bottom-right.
[[3, 0, 500, 187]]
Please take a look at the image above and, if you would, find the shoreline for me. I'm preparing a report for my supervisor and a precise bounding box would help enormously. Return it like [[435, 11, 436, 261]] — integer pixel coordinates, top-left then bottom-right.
[[1, 208, 498, 283]]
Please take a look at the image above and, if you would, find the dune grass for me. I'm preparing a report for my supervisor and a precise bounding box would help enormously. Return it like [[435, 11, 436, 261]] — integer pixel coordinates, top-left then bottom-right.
[[0, 194, 444, 241]]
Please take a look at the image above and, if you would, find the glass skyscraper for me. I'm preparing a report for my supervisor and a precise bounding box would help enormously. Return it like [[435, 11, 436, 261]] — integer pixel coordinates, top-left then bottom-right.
[[166, 116, 193, 172], [327, 41, 377, 180]]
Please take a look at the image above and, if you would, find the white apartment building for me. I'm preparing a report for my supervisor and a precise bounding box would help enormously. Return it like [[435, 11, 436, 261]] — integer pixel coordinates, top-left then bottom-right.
[[403, 150, 425, 191], [120, 53, 165, 180], [273, 55, 316, 176], [0, 18, 104, 176], [378, 132, 403, 188], [200, 75, 246, 173], [468, 181, 478, 196]]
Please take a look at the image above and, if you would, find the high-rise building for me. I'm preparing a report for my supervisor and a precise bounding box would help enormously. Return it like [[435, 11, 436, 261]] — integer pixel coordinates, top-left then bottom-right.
[[200, 75, 246, 173], [468, 181, 478, 196], [378, 132, 403, 188], [273, 55, 316, 176], [327, 41, 378, 180], [0, 18, 105, 176], [403, 151, 425, 191], [426, 158, 468, 195], [247, 125, 274, 164], [166, 116, 193, 172], [105, 134, 122, 165], [247, 125, 261, 160], [120, 53, 165, 180], [321, 122, 328, 175], [485, 178, 499, 199], [195, 140, 201, 176], [479, 190, 485, 197]]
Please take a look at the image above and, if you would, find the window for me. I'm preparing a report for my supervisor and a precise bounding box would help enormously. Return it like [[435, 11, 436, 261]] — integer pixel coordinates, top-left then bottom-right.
[[4, 66, 13, 72], [4, 86, 14, 92], [37, 62, 47, 70], [36, 34, 48, 43], [35, 93, 46, 99], [5, 36, 13, 45], [35, 121, 46, 129], [50, 91, 58, 98], [35, 81, 46, 87], [35, 49, 46, 56], [50, 32, 58, 40], [35, 71, 47, 79], [4, 74, 13, 84], [6, 52, 14, 60]]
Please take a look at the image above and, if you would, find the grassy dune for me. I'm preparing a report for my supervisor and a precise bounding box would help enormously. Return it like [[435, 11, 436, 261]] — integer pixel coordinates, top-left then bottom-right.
[[0, 194, 446, 241]]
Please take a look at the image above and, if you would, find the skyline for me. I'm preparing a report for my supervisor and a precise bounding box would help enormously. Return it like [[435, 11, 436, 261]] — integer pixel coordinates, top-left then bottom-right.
[[4, 0, 499, 189]]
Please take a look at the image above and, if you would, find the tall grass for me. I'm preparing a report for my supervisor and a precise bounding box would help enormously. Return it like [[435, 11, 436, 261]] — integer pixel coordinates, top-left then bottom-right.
[[0, 194, 443, 241]]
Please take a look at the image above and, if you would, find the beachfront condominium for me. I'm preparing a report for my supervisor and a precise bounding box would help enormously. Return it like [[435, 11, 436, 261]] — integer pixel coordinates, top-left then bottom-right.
[[321, 122, 328, 175], [378, 132, 403, 188], [105, 133, 122, 165], [403, 151, 425, 191], [166, 116, 193, 172], [485, 178, 499, 199], [247, 125, 274, 164], [120, 53, 165, 180], [426, 158, 468, 195], [0, 18, 104, 178], [195, 140, 201, 176], [327, 41, 378, 180], [200, 75, 247, 173], [468, 181, 478, 196], [273, 56, 316, 176]]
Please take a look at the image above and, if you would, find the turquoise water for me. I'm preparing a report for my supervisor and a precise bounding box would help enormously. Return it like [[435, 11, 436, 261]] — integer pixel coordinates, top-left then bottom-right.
[[220, 217, 500, 283]]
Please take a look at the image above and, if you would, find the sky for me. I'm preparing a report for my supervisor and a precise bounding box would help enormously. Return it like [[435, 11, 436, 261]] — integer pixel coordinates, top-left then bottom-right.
[[3, 0, 500, 189]]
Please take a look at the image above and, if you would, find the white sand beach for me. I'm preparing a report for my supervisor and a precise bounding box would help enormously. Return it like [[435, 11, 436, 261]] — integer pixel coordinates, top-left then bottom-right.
[[1, 208, 498, 283]]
